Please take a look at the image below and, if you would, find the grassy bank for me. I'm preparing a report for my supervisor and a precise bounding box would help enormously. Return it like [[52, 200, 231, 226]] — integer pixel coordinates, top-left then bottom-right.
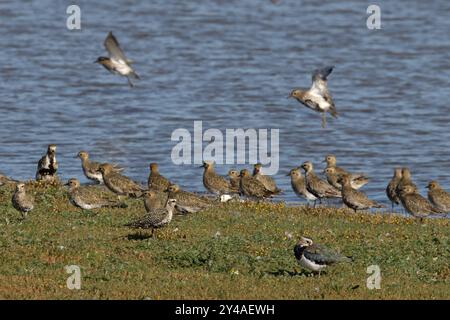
[[0, 182, 449, 299]]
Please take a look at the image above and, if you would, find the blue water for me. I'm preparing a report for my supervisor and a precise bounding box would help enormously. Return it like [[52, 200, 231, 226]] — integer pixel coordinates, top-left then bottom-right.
[[1, 0, 450, 205]]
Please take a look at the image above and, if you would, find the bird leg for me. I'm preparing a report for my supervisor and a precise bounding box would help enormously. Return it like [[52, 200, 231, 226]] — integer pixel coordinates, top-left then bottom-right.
[[321, 113, 327, 128], [127, 77, 135, 87]]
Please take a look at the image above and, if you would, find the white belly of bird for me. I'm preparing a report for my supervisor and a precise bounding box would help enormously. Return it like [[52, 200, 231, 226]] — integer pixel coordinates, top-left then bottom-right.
[[112, 59, 133, 76], [298, 255, 327, 272], [309, 92, 331, 111]]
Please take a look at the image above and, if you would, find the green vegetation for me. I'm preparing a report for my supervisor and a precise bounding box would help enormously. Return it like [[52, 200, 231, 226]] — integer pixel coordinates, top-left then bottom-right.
[[0, 182, 449, 299]]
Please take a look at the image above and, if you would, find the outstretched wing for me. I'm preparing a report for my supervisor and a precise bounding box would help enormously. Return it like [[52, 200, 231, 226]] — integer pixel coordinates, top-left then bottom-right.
[[104, 31, 130, 64], [310, 66, 334, 95]]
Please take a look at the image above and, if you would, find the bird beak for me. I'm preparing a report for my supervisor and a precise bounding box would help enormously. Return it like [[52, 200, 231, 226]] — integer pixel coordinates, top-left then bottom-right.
[[285, 173, 291, 176]]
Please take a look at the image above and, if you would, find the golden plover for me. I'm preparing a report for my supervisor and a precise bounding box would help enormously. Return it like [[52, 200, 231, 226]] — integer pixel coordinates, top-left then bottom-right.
[[386, 168, 402, 210], [289, 66, 338, 128], [65, 178, 126, 210], [99, 163, 144, 198], [36, 144, 58, 182], [324, 155, 369, 189], [287, 168, 317, 203], [166, 184, 212, 214], [147, 163, 171, 191], [95, 31, 140, 87], [426, 181, 450, 213], [143, 189, 168, 213], [201, 161, 233, 195], [301, 161, 341, 205], [396, 167, 417, 197], [253, 163, 282, 194], [239, 169, 275, 199], [12, 183, 34, 218], [227, 169, 241, 194], [339, 175, 384, 213], [324, 167, 369, 190], [76, 151, 123, 184], [124, 198, 177, 237], [398, 185, 443, 219]]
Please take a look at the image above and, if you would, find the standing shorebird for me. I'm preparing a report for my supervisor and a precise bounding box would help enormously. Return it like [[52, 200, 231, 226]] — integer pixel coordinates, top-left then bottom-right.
[[398, 185, 443, 219], [253, 163, 282, 194], [289, 66, 338, 128], [65, 178, 126, 210], [143, 189, 168, 212], [124, 199, 177, 237], [75, 151, 123, 184], [36, 144, 58, 182], [386, 168, 402, 211], [99, 163, 144, 198], [95, 31, 140, 87], [286, 168, 317, 204], [324, 155, 369, 189], [396, 167, 417, 197], [323, 167, 369, 191], [239, 169, 275, 200], [166, 184, 212, 214], [227, 169, 241, 194], [426, 181, 450, 213], [201, 161, 233, 195], [339, 175, 384, 213], [148, 163, 171, 191], [12, 183, 34, 218], [294, 237, 352, 275], [301, 161, 341, 206]]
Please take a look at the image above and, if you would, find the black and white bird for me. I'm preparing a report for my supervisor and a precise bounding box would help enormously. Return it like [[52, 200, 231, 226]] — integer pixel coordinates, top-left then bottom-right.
[[95, 31, 140, 87], [294, 237, 352, 274], [36, 144, 58, 182]]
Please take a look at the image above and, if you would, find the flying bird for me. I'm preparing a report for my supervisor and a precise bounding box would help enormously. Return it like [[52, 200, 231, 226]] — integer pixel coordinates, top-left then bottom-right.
[[289, 66, 338, 128], [95, 31, 140, 87]]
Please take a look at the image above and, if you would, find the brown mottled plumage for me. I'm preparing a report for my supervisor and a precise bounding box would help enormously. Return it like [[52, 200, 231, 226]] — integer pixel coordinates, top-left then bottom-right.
[[124, 199, 176, 237], [399, 185, 443, 219], [396, 168, 417, 197], [143, 189, 168, 213], [166, 184, 212, 213], [386, 168, 402, 210], [301, 161, 341, 203], [147, 163, 171, 191], [76, 151, 123, 184], [201, 161, 232, 195], [99, 163, 144, 198], [324, 167, 369, 190], [239, 169, 275, 199], [12, 183, 34, 218], [426, 181, 450, 213], [286, 168, 317, 202], [339, 175, 384, 213], [66, 178, 125, 210], [227, 169, 241, 194], [253, 163, 282, 194], [0, 172, 18, 187]]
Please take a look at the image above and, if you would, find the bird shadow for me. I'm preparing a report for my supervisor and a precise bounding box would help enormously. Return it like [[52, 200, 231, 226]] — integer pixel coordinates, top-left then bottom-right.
[[266, 268, 319, 277], [126, 233, 153, 241]]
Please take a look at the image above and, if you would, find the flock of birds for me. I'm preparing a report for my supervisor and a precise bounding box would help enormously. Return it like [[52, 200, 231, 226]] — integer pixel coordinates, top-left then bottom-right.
[[1, 31, 448, 274], [1, 143, 449, 273]]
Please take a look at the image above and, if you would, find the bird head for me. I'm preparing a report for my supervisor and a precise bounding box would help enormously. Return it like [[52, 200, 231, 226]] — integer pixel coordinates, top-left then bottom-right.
[[239, 169, 250, 178], [288, 89, 302, 99], [200, 161, 214, 170], [76, 151, 88, 160], [298, 236, 314, 247], [47, 144, 57, 155], [228, 169, 239, 178], [166, 184, 180, 193], [323, 167, 336, 175], [426, 181, 440, 190], [286, 168, 301, 177], [324, 154, 336, 166], [301, 161, 313, 173], [15, 183, 26, 193], [150, 163, 159, 172], [65, 178, 80, 189], [95, 57, 109, 64], [98, 163, 113, 175]]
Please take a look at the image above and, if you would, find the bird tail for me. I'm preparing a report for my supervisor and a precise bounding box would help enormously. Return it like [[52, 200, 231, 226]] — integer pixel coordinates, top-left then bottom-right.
[[131, 71, 140, 80]]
